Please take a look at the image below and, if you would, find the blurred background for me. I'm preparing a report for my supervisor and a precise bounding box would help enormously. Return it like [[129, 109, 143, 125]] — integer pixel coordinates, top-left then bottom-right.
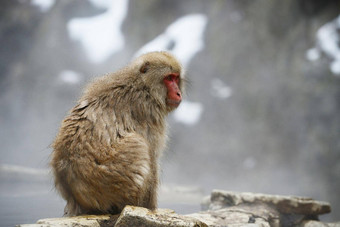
[[0, 0, 339, 226]]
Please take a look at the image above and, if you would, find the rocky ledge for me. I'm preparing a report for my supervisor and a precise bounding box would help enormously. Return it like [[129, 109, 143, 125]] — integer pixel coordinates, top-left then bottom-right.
[[18, 190, 340, 227]]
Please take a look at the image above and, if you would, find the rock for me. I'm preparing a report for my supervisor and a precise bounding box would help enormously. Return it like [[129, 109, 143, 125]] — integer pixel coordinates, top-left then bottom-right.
[[17, 190, 337, 227], [114, 205, 207, 227], [300, 220, 340, 227], [187, 204, 278, 227], [207, 190, 331, 215], [17, 215, 112, 227]]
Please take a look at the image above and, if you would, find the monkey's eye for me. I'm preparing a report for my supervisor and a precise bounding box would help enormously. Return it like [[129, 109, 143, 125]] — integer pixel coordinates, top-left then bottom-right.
[[164, 74, 180, 84], [165, 75, 173, 81], [139, 62, 150, 74]]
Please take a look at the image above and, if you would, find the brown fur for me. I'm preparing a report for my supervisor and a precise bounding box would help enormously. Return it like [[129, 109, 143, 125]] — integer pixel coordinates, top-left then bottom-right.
[[51, 51, 183, 216]]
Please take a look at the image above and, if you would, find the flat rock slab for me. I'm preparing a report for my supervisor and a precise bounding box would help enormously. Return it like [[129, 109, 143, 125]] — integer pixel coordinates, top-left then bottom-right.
[[18, 215, 112, 227], [115, 206, 208, 227], [300, 221, 340, 227], [209, 190, 331, 215], [17, 204, 337, 227], [187, 204, 277, 227], [17, 190, 336, 227]]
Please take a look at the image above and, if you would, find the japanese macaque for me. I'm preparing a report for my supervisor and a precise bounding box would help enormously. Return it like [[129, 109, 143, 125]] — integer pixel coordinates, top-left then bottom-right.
[[51, 51, 184, 216]]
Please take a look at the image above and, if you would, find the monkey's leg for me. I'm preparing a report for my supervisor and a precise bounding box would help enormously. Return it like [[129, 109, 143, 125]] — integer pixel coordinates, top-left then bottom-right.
[[66, 132, 152, 214], [141, 166, 159, 210], [105, 132, 153, 211], [53, 132, 152, 215]]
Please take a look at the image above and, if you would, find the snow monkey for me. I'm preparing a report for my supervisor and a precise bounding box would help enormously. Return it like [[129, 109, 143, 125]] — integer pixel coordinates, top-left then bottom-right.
[[51, 51, 184, 216]]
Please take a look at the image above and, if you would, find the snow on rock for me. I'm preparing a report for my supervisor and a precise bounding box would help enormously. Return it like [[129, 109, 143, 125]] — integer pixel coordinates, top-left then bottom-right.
[[67, 0, 128, 63], [31, 0, 55, 12], [173, 100, 203, 126], [211, 78, 232, 99], [134, 14, 208, 68], [58, 70, 82, 84], [307, 15, 340, 76]]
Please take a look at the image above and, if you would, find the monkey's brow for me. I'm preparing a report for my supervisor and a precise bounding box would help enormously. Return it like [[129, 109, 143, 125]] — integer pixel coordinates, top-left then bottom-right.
[[170, 66, 182, 74]]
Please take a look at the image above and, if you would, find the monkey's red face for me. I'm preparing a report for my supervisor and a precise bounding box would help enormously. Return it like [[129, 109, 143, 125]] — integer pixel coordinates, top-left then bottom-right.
[[163, 73, 182, 108]]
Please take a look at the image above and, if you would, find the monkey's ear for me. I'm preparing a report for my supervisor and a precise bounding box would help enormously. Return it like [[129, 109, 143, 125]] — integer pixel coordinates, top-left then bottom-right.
[[139, 61, 150, 74]]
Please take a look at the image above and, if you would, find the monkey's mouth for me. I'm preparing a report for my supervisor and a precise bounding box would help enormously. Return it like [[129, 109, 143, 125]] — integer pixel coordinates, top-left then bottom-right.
[[166, 99, 181, 107]]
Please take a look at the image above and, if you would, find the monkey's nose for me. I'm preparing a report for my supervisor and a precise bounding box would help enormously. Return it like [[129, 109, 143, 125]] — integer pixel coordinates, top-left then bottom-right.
[[177, 92, 181, 98]]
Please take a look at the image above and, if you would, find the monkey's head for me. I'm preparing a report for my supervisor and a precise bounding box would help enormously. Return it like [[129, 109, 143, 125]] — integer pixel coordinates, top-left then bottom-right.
[[133, 51, 184, 112]]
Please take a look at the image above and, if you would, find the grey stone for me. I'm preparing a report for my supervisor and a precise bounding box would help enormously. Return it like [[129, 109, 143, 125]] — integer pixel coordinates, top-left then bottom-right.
[[300, 220, 340, 227], [114, 206, 208, 227], [208, 190, 331, 215], [17, 190, 337, 227], [17, 215, 112, 227], [188, 205, 276, 227]]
